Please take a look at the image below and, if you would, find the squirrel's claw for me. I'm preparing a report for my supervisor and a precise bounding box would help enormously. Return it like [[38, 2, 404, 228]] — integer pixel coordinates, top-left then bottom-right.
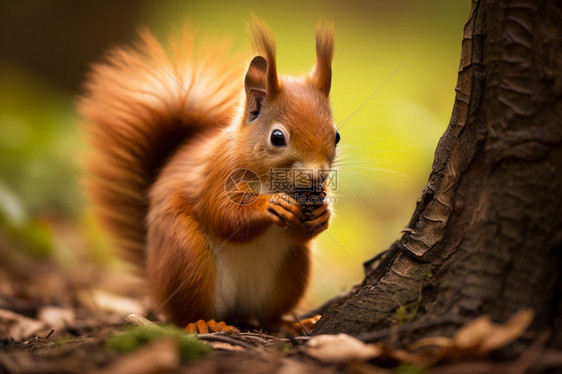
[[276, 314, 322, 335], [184, 319, 239, 334], [267, 192, 330, 237], [302, 204, 330, 234]]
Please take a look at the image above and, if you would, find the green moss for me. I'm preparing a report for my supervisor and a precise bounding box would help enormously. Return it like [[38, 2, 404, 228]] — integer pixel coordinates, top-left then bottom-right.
[[394, 363, 427, 374], [54, 335, 71, 348], [392, 303, 420, 325], [106, 325, 212, 361]]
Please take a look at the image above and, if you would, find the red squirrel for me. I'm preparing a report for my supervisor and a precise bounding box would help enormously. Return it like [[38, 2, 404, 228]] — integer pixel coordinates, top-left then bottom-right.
[[79, 18, 338, 332]]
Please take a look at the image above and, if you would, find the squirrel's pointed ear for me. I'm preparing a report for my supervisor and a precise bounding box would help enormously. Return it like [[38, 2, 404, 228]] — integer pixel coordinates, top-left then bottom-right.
[[249, 16, 280, 98], [244, 56, 267, 121], [311, 22, 335, 97]]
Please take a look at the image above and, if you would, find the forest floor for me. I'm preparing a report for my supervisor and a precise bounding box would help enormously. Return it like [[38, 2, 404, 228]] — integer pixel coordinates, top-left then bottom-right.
[[1, 245, 562, 374]]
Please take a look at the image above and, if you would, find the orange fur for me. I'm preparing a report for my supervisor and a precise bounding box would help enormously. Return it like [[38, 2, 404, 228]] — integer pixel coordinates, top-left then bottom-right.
[[80, 21, 337, 327], [79, 27, 244, 267]]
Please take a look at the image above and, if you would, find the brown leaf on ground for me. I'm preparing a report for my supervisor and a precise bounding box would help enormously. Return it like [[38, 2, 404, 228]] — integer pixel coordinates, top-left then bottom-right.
[[409, 308, 534, 361], [124, 313, 158, 328], [305, 309, 535, 367], [307, 333, 382, 363], [93, 338, 179, 374], [78, 289, 145, 317], [38, 305, 75, 330], [455, 308, 534, 355], [0, 308, 46, 340], [207, 341, 246, 351]]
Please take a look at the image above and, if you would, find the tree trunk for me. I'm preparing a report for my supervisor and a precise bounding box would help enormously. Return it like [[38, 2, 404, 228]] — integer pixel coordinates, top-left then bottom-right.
[[314, 0, 562, 349]]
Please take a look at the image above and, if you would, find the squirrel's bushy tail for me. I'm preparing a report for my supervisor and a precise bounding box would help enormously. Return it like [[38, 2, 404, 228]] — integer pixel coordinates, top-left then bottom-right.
[[79, 27, 244, 268]]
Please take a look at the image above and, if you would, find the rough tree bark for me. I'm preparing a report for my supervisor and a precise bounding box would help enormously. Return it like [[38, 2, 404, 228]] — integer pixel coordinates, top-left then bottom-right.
[[314, 0, 562, 348]]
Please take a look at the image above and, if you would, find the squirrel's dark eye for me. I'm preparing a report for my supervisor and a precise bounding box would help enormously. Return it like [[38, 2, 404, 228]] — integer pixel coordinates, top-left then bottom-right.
[[335, 131, 341, 145], [270, 129, 286, 147]]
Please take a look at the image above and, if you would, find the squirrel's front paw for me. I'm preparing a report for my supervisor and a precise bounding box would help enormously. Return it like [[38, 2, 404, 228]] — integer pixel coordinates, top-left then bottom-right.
[[302, 203, 330, 235], [266, 193, 303, 231], [266, 193, 330, 238]]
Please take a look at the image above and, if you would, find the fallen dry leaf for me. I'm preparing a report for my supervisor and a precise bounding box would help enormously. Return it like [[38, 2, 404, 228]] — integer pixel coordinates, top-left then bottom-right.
[[0, 308, 46, 341], [124, 313, 158, 328], [306, 310, 534, 367], [93, 338, 179, 374], [448, 308, 533, 357], [307, 333, 382, 363], [409, 309, 534, 362], [38, 306, 75, 330], [78, 289, 144, 316], [206, 341, 245, 351], [472, 309, 533, 354]]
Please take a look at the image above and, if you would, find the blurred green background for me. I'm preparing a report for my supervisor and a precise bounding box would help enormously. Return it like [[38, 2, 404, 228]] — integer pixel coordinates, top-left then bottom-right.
[[0, 1, 469, 307]]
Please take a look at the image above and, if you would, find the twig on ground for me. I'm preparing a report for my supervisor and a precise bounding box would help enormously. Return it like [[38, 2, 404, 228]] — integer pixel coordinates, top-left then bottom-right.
[[196, 334, 254, 350], [43, 329, 55, 339], [292, 312, 309, 335]]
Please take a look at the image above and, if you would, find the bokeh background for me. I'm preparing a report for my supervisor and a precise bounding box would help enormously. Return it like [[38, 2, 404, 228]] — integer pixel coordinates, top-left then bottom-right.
[[0, 1, 469, 308]]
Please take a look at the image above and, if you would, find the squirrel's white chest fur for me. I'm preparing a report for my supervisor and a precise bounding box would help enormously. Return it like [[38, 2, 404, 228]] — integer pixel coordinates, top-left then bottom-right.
[[211, 226, 292, 322]]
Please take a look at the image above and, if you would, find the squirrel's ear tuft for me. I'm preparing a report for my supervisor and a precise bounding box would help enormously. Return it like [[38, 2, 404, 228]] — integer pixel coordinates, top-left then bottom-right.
[[244, 56, 267, 121], [248, 15, 280, 97], [312, 21, 335, 97]]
